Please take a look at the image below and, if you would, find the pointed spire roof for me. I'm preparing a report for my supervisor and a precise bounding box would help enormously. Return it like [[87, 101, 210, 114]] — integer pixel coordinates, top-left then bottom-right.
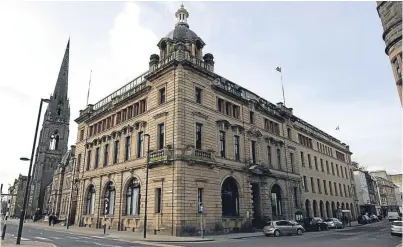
[[53, 38, 70, 101]]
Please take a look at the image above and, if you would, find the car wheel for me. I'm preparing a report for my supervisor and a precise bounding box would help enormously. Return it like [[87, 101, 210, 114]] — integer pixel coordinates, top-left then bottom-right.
[[297, 229, 303, 235], [274, 230, 280, 237]]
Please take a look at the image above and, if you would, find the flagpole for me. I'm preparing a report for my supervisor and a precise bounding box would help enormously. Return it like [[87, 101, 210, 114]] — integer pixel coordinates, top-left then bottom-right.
[[280, 70, 286, 106], [86, 70, 92, 106]]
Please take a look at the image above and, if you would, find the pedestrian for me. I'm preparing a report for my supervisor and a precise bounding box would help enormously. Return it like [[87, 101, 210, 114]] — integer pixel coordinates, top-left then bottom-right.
[[52, 214, 57, 226], [48, 214, 52, 226]]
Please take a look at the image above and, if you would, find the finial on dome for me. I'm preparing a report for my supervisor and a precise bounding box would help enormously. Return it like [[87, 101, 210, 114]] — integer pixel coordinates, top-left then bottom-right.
[[175, 3, 189, 27]]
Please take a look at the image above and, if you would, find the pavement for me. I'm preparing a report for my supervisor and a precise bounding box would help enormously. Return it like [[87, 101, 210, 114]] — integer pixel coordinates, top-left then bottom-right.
[[1, 219, 401, 247]]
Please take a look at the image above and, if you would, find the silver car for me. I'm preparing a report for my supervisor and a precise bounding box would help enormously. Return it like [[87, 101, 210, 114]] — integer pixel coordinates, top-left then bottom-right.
[[391, 221, 402, 236], [324, 218, 344, 229], [263, 220, 305, 237]]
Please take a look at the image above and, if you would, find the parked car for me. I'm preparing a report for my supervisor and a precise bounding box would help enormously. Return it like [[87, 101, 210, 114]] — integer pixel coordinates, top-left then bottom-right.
[[324, 218, 344, 229], [391, 221, 403, 236], [369, 215, 380, 222], [377, 215, 383, 221], [263, 220, 305, 237], [388, 212, 400, 222], [298, 217, 329, 232], [357, 215, 371, 224]]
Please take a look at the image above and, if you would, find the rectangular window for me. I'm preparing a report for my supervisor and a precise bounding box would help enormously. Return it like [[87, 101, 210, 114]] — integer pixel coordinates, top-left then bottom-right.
[[267, 146, 272, 167], [249, 111, 254, 124], [232, 105, 239, 119], [137, 132, 143, 158], [196, 123, 202, 150], [331, 162, 335, 175], [329, 181, 333, 195], [116, 112, 121, 125], [311, 177, 315, 192], [251, 141, 256, 164], [317, 179, 321, 193], [220, 131, 226, 158], [86, 150, 91, 171], [394, 58, 402, 78], [234, 135, 240, 161], [158, 123, 165, 149], [308, 154, 311, 168], [290, 153, 294, 172], [344, 184, 347, 197], [348, 185, 351, 197], [303, 176, 308, 191], [159, 87, 166, 104], [226, 102, 232, 116], [155, 188, 162, 213], [217, 98, 223, 113], [336, 164, 340, 176], [300, 152, 305, 166], [276, 148, 281, 168], [334, 182, 338, 196], [323, 180, 327, 194], [320, 159, 324, 172], [294, 187, 298, 207], [287, 128, 291, 139], [128, 106, 133, 119], [195, 87, 202, 104], [314, 156, 318, 170], [197, 188, 204, 213], [95, 148, 100, 169], [140, 99, 146, 113], [122, 109, 127, 121], [107, 117, 111, 129], [341, 166, 344, 178], [339, 183, 343, 197], [125, 136, 131, 161], [345, 167, 348, 179], [104, 144, 109, 167], [134, 103, 139, 116], [89, 126, 93, 137], [113, 140, 120, 164], [326, 161, 329, 174], [80, 129, 84, 141], [264, 119, 269, 130]]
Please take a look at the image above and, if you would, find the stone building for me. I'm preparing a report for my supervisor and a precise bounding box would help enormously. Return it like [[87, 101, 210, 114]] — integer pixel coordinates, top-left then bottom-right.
[[29, 40, 71, 217], [9, 175, 28, 218], [353, 166, 381, 216], [371, 170, 399, 215], [45, 146, 78, 223], [73, 5, 356, 236], [390, 174, 403, 212], [377, 1, 402, 105]]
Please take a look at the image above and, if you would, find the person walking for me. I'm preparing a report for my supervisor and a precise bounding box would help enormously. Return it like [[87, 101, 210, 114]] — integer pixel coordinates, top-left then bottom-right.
[[48, 214, 52, 226]]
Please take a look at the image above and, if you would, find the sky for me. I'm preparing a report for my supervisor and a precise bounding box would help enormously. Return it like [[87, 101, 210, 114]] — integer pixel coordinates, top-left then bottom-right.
[[0, 1, 401, 190]]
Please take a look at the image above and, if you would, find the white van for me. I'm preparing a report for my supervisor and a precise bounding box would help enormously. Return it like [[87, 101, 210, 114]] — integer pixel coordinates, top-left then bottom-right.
[[388, 212, 400, 221]]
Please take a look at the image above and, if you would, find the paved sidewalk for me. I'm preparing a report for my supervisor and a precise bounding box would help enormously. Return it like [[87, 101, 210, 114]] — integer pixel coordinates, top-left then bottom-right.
[[1, 234, 55, 247]]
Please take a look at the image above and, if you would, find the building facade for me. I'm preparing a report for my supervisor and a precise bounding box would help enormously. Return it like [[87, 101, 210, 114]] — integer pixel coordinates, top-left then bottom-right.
[[29, 40, 71, 217], [353, 167, 381, 216], [45, 146, 78, 223], [377, 1, 402, 105], [9, 175, 28, 218], [371, 170, 399, 216], [390, 174, 403, 211], [73, 5, 356, 236]]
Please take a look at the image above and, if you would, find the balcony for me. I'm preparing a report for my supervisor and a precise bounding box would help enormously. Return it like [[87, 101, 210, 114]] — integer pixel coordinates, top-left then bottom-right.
[[149, 148, 173, 165], [184, 146, 215, 166]]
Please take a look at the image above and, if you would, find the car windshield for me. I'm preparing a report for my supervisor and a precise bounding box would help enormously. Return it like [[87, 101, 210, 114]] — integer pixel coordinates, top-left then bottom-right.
[[265, 221, 272, 226], [392, 222, 402, 226]]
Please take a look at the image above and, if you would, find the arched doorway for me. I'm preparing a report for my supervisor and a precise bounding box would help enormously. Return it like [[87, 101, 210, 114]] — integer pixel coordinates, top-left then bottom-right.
[[337, 202, 340, 210], [326, 201, 331, 218], [346, 203, 350, 210], [125, 178, 141, 216], [271, 184, 283, 219], [85, 185, 96, 215], [319, 200, 325, 218], [221, 177, 239, 216], [313, 200, 318, 217], [341, 202, 345, 210], [305, 200, 311, 217], [332, 202, 336, 217]]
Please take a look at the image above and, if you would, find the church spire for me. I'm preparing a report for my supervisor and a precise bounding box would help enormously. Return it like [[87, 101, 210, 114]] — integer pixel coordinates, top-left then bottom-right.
[[175, 3, 189, 27], [53, 38, 70, 101]]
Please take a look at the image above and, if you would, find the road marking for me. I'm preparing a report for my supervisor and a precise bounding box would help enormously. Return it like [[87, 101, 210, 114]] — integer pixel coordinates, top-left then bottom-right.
[[133, 241, 184, 247], [13, 237, 30, 241], [50, 236, 63, 240], [34, 236, 52, 241]]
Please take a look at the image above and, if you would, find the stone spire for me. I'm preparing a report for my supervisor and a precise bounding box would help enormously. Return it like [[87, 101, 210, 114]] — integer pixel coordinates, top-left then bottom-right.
[[175, 3, 189, 27], [53, 38, 70, 101]]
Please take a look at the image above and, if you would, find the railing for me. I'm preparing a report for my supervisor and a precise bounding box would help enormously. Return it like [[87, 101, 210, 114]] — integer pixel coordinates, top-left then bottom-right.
[[150, 149, 166, 159], [195, 149, 212, 160]]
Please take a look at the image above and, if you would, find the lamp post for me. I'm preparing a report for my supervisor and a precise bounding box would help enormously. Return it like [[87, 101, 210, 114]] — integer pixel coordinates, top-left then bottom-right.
[[67, 158, 76, 229], [16, 98, 50, 245], [143, 133, 150, 239]]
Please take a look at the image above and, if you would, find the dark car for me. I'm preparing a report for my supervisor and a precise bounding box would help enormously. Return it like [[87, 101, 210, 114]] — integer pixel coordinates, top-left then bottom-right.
[[358, 215, 371, 224], [298, 217, 329, 232]]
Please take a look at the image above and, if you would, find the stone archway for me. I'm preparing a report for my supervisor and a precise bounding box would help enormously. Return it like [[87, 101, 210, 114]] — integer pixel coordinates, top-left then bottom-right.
[[313, 200, 318, 217], [271, 184, 283, 219], [221, 177, 240, 217], [306, 199, 311, 217], [319, 200, 325, 218]]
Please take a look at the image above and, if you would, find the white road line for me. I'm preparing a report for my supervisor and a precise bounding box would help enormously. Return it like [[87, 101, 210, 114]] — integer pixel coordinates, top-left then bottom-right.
[[50, 236, 63, 240], [34, 236, 52, 241], [13, 237, 30, 241]]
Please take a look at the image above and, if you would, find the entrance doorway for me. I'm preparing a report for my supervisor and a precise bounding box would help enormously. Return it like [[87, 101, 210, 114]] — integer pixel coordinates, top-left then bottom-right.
[[251, 183, 263, 228]]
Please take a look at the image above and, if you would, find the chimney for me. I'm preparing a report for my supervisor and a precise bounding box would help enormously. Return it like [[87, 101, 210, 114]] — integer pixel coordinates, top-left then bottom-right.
[[203, 53, 215, 72], [149, 54, 160, 68]]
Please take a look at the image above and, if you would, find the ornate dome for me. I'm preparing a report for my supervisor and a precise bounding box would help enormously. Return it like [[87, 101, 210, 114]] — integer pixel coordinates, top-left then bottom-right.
[[164, 24, 200, 41]]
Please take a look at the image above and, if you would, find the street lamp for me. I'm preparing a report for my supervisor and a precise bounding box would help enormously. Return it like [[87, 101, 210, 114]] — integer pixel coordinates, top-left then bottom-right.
[[16, 98, 50, 245], [143, 133, 150, 239]]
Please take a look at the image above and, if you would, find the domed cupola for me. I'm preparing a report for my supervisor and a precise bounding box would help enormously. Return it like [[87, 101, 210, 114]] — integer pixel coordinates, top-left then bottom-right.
[[157, 4, 206, 61]]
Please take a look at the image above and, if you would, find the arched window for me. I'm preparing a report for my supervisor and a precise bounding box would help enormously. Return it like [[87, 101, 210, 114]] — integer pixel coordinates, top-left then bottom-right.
[[271, 184, 283, 216], [319, 200, 324, 218], [57, 108, 61, 116], [221, 177, 239, 216], [125, 178, 141, 216], [104, 182, 116, 215], [305, 199, 311, 217], [49, 133, 60, 150], [331, 201, 336, 217], [86, 185, 95, 215], [313, 200, 318, 217], [326, 201, 331, 218]]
